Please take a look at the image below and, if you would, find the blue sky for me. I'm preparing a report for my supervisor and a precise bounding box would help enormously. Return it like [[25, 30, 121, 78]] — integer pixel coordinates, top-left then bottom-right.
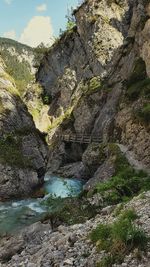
[[0, 0, 80, 47]]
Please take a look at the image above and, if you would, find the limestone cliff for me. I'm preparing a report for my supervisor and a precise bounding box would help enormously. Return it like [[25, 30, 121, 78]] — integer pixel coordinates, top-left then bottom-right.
[[37, 0, 150, 183], [0, 57, 48, 200]]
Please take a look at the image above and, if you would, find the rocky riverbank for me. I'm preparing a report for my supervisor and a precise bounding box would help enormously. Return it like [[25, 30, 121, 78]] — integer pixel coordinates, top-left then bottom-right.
[[1, 191, 150, 267]]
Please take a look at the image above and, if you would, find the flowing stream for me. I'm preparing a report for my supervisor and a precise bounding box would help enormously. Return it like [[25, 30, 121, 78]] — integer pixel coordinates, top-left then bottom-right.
[[0, 174, 84, 235]]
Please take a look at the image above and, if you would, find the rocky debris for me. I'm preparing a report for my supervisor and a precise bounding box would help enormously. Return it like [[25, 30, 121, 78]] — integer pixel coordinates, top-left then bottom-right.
[[0, 222, 51, 263], [1, 191, 150, 267]]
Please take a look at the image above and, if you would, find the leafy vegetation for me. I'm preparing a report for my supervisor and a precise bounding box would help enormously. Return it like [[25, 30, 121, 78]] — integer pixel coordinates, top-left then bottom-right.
[[33, 42, 50, 68], [65, 6, 76, 31], [127, 78, 150, 100], [0, 37, 33, 53], [0, 134, 33, 168], [81, 76, 102, 95], [94, 144, 150, 205], [135, 103, 150, 124], [126, 58, 150, 100], [41, 93, 52, 105], [66, 21, 76, 31], [91, 209, 148, 266], [42, 197, 98, 225], [0, 71, 20, 96], [0, 38, 34, 95]]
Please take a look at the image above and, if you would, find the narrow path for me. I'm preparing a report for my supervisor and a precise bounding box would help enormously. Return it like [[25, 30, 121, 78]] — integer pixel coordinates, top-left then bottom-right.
[[61, 133, 102, 144], [60, 132, 150, 174]]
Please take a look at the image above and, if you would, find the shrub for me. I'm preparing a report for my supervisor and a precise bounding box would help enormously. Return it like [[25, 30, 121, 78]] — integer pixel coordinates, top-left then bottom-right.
[[127, 58, 147, 87], [127, 78, 150, 100], [126, 58, 150, 100], [0, 134, 32, 168], [66, 21, 76, 31], [93, 144, 150, 205], [96, 168, 150, 205], [33, 42, 50, 68], [96, 255, 114, 267], [42, 94, 52, 105], [81, 76, 102, 95], [0, 48, 33, 95], [135, 103, 150, 124], [90, 224, 112, 243], [119, 209, 138, 222], [91, 209, 148, 266], [42, 197, 98, 225]]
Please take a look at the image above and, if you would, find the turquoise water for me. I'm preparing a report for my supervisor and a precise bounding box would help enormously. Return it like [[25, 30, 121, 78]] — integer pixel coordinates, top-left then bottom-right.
[[0, 174, 84, 235]]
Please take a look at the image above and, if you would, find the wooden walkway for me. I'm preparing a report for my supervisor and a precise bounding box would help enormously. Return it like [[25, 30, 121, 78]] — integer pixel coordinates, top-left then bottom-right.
[[61, 133, 102, 144]]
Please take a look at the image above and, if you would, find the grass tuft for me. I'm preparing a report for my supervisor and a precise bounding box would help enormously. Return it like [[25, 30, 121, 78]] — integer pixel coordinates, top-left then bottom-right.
[[91, 209, 148, 266]]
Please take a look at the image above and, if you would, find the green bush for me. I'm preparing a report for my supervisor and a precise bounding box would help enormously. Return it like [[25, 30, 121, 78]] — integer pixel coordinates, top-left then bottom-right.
[[42, 94, 52, 105], [135, 103, 150, 124], [96, 255, 114, 267], [91, 209, 148, 266], [127, 78, 150, 100], [0, 134, 32, 168], [33, 42, 50, 68], [96, 167, 150, 205], [66, 21, 76, 31], [0, 49, 33, 95], [127, 58, 147, 87], [90, 224, 112, 243], [125, 58, 150, 101], [94, 144, 150, 205], [119, 209, 138, 222], [42, 197, 98, 225]]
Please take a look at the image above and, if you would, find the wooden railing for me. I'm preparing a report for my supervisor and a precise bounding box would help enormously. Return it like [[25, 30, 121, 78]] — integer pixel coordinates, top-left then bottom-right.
[[61, 133, 102, 144]]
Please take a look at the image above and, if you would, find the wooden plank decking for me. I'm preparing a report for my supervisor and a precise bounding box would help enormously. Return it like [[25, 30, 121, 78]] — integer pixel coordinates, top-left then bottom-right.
[[61, 133, 102, 144]]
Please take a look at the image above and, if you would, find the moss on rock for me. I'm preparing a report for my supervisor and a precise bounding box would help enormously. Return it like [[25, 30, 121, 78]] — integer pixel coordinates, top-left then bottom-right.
[[0, 134, 33, 168]]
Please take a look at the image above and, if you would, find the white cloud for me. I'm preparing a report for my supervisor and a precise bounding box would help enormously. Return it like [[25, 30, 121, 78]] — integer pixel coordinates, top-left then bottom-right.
[[19, 16, 53, 47], [4, 0, 12, 5], [3, 30, 16, 39], [36, 3, 47, 12]]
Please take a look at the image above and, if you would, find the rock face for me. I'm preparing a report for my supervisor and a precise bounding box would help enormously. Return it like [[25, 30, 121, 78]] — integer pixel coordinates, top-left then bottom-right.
[[0, 57, 48, 200], [37, 0, 150, 183]]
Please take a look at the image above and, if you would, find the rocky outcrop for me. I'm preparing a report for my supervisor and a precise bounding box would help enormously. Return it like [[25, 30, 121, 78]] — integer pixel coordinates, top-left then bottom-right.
[[23, 82, 51, 132], [0, 57, 48, 200]]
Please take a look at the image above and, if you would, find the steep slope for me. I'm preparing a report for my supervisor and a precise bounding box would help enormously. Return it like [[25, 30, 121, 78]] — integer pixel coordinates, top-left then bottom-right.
[[37, 0, 150, 182], [0, 38, 51, 132], [0, 56, 48, 200], [0, 38, 36, 95]]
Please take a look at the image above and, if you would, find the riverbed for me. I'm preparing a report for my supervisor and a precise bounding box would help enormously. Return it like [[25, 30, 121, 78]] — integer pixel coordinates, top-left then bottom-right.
[[0, 174, 84, 235]]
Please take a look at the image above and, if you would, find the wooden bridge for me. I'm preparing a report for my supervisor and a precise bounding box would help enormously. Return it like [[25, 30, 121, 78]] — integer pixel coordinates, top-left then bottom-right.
[[61, 133, 102, 144]]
